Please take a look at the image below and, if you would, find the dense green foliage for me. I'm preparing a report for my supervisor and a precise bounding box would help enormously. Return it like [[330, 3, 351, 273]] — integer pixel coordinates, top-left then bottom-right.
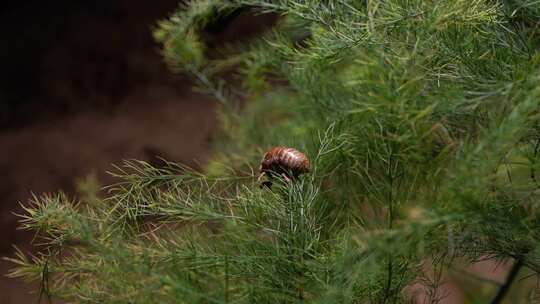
[[8, 0, 540, 302]]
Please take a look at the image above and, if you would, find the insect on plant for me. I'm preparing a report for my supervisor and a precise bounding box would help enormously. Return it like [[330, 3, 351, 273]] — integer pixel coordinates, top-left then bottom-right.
[[257, 146, 310, 188]]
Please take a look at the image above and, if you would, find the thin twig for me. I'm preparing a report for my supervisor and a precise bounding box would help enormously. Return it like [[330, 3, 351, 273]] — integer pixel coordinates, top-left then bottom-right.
[[490, 259, 523, 304]]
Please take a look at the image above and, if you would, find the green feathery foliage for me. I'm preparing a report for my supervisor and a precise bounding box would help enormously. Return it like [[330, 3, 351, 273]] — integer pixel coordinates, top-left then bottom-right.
[[7, 0, 540, 303]]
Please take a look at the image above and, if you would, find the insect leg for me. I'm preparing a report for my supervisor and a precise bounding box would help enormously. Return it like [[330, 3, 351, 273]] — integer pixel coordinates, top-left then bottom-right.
[[280, 173, 291, 183], [257, 172, 266, 183]]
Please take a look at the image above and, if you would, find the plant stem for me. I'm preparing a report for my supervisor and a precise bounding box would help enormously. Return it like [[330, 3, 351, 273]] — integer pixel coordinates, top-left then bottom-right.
[[489, 259, 523, 304], [382, 149, 395, 304], [225, 254, 229, 303]]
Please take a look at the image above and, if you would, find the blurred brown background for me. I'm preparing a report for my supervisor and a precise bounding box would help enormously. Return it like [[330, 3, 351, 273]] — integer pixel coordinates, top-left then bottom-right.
[[0, 1, 274, 302]]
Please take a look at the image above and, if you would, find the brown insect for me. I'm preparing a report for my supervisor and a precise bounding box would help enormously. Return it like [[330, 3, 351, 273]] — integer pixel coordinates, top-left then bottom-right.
[[257, 146, 310, 188]]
